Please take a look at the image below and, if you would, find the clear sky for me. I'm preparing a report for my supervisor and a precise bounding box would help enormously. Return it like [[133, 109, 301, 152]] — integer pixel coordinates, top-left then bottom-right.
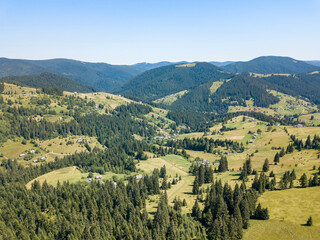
[[1, 0, 320, 64]]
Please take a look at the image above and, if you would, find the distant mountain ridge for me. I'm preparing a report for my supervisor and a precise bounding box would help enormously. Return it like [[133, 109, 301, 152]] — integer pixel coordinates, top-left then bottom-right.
[[0, 72, 96, 93], [115, 62, 233, 101], [0, 58, 144, 91], [222, 56, 320, 74]]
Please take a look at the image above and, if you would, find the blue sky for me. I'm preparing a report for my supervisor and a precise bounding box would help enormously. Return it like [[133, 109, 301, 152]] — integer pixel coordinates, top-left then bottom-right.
[[1, 0, 319, 64]]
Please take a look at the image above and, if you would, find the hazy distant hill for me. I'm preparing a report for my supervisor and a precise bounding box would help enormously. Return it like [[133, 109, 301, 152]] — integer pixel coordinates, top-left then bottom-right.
[[306, 60, 320, 67], [133, 61, 188, 71], [0, 58, 144, 91], [210, 61, 234, 67], [222, 56, 320, 74], [0, 72, 96, 93], [115, 62, 233, 101]]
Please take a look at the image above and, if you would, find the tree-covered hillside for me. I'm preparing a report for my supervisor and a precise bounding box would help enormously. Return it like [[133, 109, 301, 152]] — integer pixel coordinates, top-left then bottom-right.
[[171, 75, 279, 113], [223, 56, 320, 74], [115, 62, 233, 101], [0, 58, 144, 91], [0, 73, 96, 93]]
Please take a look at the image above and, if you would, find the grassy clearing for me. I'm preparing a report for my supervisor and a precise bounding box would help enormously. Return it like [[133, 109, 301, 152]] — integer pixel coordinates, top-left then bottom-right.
[[65, 91, 132, 111], [299, 113, 320, 126], [243, 220, 320, 240], [258, 186, 320, 226], [153, 90, 188, 106], [209, 80, 224, 94], [26, 166, 85, 188], [26, 166, 128, 189]]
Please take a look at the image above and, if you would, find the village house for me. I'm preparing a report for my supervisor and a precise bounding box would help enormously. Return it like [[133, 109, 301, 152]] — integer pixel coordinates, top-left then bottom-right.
[[135, 174, 143, 179]]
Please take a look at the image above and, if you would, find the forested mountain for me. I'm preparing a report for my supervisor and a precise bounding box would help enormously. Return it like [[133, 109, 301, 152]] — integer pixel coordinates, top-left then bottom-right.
[[0, 73, 96, 93], [222, 56, 320, 74], [157, 71, 320, 113], [0, 58, 144, 91], [115, 62, 233, 101], [252, 72, 320, 105], [171, 75, 279, 113]]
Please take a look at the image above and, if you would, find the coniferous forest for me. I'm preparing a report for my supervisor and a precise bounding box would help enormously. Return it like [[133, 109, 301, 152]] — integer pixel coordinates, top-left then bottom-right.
[[0, 58, 319, 239]]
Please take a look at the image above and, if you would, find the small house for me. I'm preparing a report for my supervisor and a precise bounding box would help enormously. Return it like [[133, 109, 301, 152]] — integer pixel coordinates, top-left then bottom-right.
[[225, 150, 230, 155], [32, 159, 38, 163], [135, 174, 143, 179], [19, 154, 26, 157], [249, 140, 254, 143], [30, 150, 35, 154], [95, 175, 103, 180]]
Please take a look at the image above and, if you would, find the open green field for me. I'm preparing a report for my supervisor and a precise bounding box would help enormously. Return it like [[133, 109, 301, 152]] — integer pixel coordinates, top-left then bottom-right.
[[299, 113, 320, 126], [243, 219, 320, 240], [26, 166, 128, 189], [243, 187, 320, 239], [26, 166, 85, 188], [153, 90, 188, 106], [259, 186, 320, 226]]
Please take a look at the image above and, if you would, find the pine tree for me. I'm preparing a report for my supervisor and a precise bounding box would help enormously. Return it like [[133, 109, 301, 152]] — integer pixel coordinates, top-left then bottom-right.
[[161, 175, 168, 190], [262, 158, 269, 172], [191, 199, 201, 220], [274, 152, 280, 164], [192, 176, 200, 195], [300, 173, 308, 188]]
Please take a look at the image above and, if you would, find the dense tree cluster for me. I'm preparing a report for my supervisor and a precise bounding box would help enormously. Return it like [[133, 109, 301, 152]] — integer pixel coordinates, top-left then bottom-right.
[[0, 72, 96, 93], [199, 180, 260, 239], [41, 86, 63, 96], [218, 156, 229, 173], [166, 137, 244, 154]]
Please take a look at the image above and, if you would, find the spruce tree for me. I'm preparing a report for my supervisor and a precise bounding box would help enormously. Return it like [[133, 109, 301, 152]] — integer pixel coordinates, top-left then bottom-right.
[[192, 176, 200, 195], [274, 152, 280, 164], [300, 173, 308, 188], [191, 199, 201, 220], [262, 158, 269, 172]]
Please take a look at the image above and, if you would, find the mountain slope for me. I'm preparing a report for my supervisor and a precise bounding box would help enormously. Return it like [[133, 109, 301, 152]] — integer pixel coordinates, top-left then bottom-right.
[[0, 72, 96, 93], [223, 56, 320, 74], [171, 75, 279, 113], [166, 71, 320, 113], [0, 58, 144, 91], [115, 62, 233, 101], [0, 58, 46, 76]]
